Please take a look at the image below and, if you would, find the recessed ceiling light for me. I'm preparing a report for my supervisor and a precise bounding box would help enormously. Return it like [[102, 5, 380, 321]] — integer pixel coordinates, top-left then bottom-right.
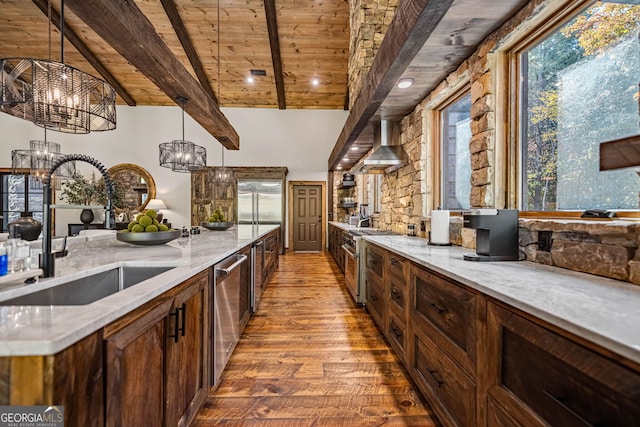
[[247, 77, 255, 83], [397, 77, 415, 89], [336, 166, 342, 170], [350, 146, 359, 151], [342, 157, 349, 161], [311, 78, 320, 86]]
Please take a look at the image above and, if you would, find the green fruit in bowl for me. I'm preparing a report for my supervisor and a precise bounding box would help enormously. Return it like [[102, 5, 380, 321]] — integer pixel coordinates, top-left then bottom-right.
[[122, 209, 171, 233], [138, 215, 153, 227]]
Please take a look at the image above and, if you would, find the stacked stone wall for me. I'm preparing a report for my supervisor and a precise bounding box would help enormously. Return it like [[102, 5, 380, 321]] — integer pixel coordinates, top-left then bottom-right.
[[348, 0, 398, 108]]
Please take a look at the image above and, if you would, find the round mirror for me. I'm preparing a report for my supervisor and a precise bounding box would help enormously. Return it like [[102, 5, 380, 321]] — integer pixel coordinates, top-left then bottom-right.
[[107, 163, 156, 213]]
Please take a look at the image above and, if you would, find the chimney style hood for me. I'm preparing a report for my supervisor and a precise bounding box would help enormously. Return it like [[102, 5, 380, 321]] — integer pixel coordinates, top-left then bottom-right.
[[352, 120, 407, 174]]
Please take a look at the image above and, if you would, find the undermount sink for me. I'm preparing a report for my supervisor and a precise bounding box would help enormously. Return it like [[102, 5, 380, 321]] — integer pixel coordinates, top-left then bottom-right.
[[0, 265, 174, 306]]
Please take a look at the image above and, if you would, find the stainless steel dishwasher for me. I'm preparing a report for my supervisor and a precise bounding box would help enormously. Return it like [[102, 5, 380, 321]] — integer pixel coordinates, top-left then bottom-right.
[[213, 252, 248, 386]]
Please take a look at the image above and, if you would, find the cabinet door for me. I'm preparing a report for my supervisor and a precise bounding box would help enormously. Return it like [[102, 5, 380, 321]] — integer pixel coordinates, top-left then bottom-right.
[[104, 299, 173, 427], [365, 272, 385, 330], [487, 302, 640, 427], [411, 264, 477, 375], [165, 271, 209, 427]]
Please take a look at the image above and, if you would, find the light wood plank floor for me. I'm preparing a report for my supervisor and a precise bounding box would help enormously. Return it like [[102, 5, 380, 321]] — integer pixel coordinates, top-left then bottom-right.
[[193, 251, 439, 426]]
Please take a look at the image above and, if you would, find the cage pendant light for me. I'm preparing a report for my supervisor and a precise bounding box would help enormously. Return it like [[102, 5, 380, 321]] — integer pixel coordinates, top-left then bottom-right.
[[159, 97, 207, 173], [0, 0, 116, 133]]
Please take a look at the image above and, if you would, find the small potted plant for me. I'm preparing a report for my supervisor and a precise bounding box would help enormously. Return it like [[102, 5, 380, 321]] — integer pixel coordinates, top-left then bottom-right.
[[61, 173, 126, 224]]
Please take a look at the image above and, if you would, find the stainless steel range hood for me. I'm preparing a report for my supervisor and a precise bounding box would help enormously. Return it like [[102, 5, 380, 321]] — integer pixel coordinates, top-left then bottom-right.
[[352, 120, 406, 174]]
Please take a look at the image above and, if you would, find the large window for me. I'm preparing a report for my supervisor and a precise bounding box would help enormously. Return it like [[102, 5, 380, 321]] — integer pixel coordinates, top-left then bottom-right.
[[441, 92, 472, 210], [521, 1, 640, 211], [1, 173, 44, 232]]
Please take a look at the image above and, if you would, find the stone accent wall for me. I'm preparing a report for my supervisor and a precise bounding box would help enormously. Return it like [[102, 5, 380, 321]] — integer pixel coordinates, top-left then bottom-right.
[[370, 0, 640, 285], [348, 0, 398, 108], [519, 219, 640, 284]]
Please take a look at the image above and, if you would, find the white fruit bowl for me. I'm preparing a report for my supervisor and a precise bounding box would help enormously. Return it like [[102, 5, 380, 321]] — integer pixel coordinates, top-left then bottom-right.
[[116, 229, 181, 246], [200, 221, 234, 231]]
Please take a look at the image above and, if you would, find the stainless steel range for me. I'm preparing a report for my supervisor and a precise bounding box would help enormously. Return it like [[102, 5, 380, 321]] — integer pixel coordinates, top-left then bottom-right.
[[342, 228, 397, 305]]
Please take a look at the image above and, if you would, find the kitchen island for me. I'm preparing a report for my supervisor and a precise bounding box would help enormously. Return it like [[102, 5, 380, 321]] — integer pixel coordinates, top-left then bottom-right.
[[0, 225, 280, 427]]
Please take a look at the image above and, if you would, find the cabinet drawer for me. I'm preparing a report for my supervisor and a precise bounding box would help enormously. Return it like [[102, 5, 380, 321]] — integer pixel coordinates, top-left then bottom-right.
[[487, 303, 640, 427], [365, 244, 384, 280], [387, 253, 408, 281], [365, 274, 385, 329], [412, 327, 475, 427], [412, 264, 476, 373], [388, 273, 407, 314], [387, 312, 406, 361]]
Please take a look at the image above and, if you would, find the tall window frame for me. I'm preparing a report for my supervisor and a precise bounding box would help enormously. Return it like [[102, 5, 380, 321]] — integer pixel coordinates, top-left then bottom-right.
[[509, 0, 640, 217], [440, 90, 472, 211], [0, 170, 45, 232]]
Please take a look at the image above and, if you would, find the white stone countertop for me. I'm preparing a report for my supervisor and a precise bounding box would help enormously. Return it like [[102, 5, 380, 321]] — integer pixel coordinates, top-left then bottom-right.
[[361, 233, 640, 365], [0, 224, 279, 356]]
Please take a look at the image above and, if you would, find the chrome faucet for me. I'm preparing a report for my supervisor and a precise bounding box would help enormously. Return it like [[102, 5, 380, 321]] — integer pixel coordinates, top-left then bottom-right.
[[41, 154, 115, 277]]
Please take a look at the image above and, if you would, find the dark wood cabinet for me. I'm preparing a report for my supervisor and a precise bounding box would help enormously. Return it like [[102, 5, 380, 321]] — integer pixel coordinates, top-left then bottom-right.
[[104, 298, 171, 427], [364, 243, 386, 330], [264, 228, 280, 284], [164, 270, 209, 426], [409, 263, 478, 427], [486, 302, 640, 427], [411, 264, 477, 376], [0, 332, 105, 427], [328, 223, 346, 272], [412, 325, 476, 427], [103, 270, 209, 427]]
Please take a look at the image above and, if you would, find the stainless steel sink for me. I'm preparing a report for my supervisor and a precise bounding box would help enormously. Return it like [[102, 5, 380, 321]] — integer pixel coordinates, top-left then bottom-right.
[[0, 265, 174, 306]]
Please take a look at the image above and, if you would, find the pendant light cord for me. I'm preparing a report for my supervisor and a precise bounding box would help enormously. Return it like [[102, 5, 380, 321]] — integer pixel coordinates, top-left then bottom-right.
[[60, 0, 65, 63]]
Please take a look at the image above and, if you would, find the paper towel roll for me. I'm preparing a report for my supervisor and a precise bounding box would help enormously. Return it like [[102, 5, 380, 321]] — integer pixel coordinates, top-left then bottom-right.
[[430, 210, 450, 244]]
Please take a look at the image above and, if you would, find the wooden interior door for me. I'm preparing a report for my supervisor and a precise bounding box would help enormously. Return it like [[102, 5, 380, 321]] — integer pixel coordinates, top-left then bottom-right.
[[292, 185, 323, 252]]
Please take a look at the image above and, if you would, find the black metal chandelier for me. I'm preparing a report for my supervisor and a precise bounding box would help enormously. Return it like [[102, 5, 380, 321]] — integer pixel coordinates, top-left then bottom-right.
[[0, 1, 116, 133], [159, 97, 207, 173]]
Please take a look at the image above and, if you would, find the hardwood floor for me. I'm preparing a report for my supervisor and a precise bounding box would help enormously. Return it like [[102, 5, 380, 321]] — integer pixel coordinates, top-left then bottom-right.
[[193, 252, 439, 426]]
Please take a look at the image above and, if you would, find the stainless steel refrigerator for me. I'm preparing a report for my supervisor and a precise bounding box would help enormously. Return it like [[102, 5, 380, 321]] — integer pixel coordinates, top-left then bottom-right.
[[237, 179, 282, 225]]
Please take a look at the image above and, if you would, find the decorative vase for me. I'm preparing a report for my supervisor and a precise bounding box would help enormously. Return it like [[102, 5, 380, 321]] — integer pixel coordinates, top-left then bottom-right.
[[80, 208, 94, 225], [7, 211, 42, 241]]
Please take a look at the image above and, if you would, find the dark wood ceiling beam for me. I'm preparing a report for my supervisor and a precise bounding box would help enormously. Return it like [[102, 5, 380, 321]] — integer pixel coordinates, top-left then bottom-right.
[[64, 0, 239, 150], [159, 0, 218, 104], [264, 0, 286, 110], [31, 0, 136, 106], [328, 0, 454, 170]]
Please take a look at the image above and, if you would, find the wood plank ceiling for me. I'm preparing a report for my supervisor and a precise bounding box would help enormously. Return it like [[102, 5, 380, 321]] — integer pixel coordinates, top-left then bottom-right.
[[0, 0, 350, 148]]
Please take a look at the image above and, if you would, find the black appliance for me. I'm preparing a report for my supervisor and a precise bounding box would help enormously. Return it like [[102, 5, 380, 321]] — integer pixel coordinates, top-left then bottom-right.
[[463, 209, 519, 261]]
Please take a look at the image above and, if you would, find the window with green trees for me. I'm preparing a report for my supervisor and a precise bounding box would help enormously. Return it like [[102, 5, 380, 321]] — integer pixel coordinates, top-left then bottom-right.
[[521, 1, 640, 211]]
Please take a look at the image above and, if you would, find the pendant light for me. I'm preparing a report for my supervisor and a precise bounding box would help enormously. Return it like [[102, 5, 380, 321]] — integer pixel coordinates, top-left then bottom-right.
[[11, 129, 76, 190], [212, 1, 234, 185], [0, 0, 116, 133], [159, 97, 207, 173]]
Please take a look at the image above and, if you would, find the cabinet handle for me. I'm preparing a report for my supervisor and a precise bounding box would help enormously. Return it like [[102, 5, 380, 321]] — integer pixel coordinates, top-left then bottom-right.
[[180, 303, 186, 338], [390, 325, 403, 339], [391, 288, 401, 301], [427, 300, 445, 314], [169, 303, 186, 343], [390, 258, 399, 264], [426, 369, 444, 388], [543, 390, 596, 426], [370, 294, 378, 301]]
